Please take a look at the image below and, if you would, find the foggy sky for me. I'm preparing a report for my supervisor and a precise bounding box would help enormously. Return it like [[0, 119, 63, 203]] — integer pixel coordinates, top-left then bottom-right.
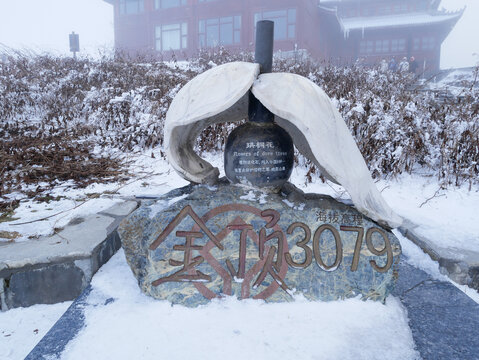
[[440, 0, 478, 68], [0, 0, 113, 56], [0, 0, 477, 69]]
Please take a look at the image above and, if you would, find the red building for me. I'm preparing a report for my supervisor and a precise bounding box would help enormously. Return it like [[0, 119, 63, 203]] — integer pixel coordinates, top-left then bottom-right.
[[103, 0, 462, 72]]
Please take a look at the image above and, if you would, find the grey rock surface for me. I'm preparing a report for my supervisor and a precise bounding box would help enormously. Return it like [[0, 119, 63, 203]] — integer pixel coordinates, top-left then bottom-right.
[[118, 181, 401, 307]]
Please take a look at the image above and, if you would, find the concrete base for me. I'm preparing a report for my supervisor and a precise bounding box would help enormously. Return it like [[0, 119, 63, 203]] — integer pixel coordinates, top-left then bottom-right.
[[0, 201, 138, 310], [399, 220, 479, 291]]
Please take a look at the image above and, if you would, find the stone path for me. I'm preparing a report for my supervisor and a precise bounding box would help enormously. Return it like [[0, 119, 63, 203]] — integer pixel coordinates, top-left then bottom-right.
[[392, 261, 479, 359]]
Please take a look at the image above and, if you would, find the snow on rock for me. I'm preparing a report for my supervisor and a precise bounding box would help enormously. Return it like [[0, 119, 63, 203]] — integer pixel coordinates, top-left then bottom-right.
[[147, 194, 188, 219], [0, 196, 122, 243]]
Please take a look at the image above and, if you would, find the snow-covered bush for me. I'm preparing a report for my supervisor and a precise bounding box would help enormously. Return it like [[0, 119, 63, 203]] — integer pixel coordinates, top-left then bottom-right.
[[1, 50, 478, 204], [277, 59, 479, 188]]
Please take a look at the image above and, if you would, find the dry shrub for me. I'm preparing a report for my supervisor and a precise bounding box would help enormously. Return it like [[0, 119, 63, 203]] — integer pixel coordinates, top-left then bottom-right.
[[0, 121, 128, 201]]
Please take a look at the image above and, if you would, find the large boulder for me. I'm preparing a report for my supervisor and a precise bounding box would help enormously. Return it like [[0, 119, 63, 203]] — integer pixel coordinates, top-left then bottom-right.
[[118, 180, 401, 307]]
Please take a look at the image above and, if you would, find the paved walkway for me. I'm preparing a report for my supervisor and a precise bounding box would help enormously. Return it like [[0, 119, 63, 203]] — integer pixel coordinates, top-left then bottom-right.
[[392, 261, 479, 359]]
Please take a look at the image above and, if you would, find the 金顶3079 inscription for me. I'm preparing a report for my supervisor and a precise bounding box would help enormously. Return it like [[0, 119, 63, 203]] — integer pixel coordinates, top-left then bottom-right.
[[148, 204, 394, 301]]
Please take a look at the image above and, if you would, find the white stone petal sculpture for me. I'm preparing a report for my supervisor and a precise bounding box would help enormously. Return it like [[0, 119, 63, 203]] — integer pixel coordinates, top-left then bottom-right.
[[252, 73, 403, 228], [164, 62, 403, 228], [165, 62, 259, 184]]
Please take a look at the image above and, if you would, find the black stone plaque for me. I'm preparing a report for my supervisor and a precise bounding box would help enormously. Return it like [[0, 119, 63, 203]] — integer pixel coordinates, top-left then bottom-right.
[[224, 122, 294, 189]]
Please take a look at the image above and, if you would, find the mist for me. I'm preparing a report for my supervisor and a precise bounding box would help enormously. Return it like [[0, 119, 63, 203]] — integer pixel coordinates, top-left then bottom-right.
[[0, 0, 113, 56]]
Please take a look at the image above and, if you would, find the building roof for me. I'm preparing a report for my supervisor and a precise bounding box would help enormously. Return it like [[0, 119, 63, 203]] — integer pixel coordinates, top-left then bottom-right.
[[320, 0, 438, 4], [320, 0, 442, 12], [103, 0, 114, 4], [320, 0, 367, 2], [319, 0, 389, 3], [339, 10, 463, 35]]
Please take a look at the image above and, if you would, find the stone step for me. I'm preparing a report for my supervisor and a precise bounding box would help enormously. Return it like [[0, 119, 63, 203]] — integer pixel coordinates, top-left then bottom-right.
[[398, 220, 479, 291], [0, 201, 138, 310]]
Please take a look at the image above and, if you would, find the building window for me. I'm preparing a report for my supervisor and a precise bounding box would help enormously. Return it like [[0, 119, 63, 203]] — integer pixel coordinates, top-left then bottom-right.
[[416, 3, 427, 11], [392, 4, 409, 13], [345, 9, 357, 17], [119, 0, 144, 15], [422, 37, 435, 50], [360, 38, 406, 55], [391, 38, 406, 52], [377, 6, 392, 16], [413, 37, 421, 51], [362, 8, 375, 16], [199, 16, 241, 48], [359, 40, 374, 54], [254, 9, 296, 40], [155, 23, 188, 51], [359, 41, 365, 54], [375, 39, 389, 53], [155, 0, 186, 9]]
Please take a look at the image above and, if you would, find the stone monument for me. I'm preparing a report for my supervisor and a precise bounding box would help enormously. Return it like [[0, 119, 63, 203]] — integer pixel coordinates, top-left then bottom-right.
[[118, 21, 403, 307]]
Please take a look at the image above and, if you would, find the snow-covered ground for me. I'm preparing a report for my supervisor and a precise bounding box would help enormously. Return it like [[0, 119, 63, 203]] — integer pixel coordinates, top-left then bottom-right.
[[1, 150, 478, 359], [290, 165, 479, 255], [0, 247, 421, 360], [425, 67, 478, 96], [0, 301, 71, 360], [59, 249, 420, 360], [2, 150, 479, 254], [0, 151, 189, 243]]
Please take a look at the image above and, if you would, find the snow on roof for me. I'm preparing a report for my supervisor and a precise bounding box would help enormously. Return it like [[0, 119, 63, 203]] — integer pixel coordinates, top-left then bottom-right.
[[340, 11, 462, 33]]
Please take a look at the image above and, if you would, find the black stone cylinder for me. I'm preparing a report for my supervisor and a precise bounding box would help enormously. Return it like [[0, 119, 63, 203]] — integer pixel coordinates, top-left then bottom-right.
[[249, 20, 274, 124], [255, 20, 274, 74]]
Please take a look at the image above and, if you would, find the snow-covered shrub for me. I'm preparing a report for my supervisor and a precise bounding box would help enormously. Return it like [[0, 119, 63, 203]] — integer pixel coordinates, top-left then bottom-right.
[[1, 50, 478, 201], [275, 60, 479, 187]]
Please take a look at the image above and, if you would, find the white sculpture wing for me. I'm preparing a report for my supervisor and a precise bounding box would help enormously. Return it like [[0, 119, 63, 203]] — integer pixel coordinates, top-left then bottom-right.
[[165, 62, 260, 184], [252, 73, 403, 228]]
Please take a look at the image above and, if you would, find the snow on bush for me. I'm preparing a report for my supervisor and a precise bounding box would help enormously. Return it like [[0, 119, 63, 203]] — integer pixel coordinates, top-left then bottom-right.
[[0, 50, 478, 206]]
